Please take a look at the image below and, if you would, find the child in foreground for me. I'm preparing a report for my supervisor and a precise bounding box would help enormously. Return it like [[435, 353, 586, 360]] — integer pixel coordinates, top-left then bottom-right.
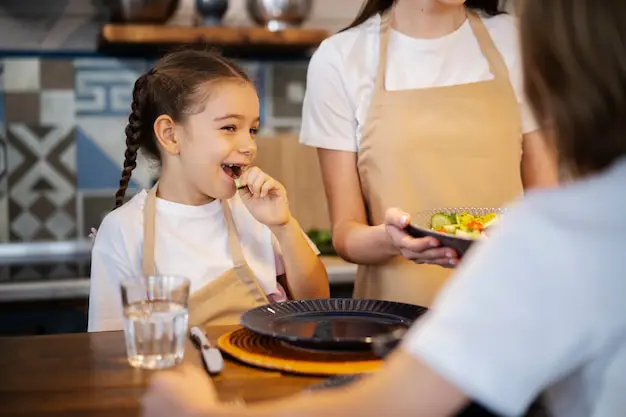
[[88, 50, 329, 331]]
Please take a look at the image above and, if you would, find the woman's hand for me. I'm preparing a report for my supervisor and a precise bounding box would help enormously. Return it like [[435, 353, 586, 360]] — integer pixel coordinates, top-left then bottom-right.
[[385, 208, 458, 267], [141, 365, 223, 417], [238, 167, 291, 227]]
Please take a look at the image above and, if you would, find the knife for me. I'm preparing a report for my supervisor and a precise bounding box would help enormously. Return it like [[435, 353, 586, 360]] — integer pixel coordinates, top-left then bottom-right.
[[190, 326, 224, 375]]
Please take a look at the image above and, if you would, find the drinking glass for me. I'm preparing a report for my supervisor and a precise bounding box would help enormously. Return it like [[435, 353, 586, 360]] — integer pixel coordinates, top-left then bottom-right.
[[121, 275, 190, 370]]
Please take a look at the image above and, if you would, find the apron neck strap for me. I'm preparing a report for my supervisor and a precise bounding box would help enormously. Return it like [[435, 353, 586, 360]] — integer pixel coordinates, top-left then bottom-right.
[[220, 200, 247, 267], [375, 10, 393, 92], [375, 8, 510, 92], [142, 184, 158, 277], [466, 10, 510, 81], [141, 184, 248, 278]]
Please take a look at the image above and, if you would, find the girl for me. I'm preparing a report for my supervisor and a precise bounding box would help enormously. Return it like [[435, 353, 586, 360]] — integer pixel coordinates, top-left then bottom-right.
[[88, 50, 329, 332], [143, 0, 626, 416], [300, 0, 559, 307]]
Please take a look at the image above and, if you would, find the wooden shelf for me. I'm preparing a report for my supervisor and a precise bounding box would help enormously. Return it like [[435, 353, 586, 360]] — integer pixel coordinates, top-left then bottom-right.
[[99, 24, 329, 57]]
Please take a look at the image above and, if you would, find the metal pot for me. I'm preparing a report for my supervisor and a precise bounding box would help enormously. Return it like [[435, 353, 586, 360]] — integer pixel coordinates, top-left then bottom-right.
[[102, 0, 179, 24], [246, 0, 313, 31], [195, 0, 229, 26]]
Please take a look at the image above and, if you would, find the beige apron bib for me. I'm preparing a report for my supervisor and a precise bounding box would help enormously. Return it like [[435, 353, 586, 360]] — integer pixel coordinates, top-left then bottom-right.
[[354, 10, 523, 307], [142, 185, 268, 328]]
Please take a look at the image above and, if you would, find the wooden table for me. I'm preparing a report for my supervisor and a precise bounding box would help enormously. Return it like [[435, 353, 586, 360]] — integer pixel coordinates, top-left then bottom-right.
[[0, 326, 324, 417]]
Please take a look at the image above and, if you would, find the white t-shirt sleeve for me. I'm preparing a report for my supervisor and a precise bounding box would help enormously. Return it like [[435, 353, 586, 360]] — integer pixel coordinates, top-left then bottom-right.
[[508, 55, 539, 135], [400, 199, 602, 416], [299, 40, 358, 152], [87, 218, 137, 332], [272, 231, 321, 276], [494, 15, 540, 135]]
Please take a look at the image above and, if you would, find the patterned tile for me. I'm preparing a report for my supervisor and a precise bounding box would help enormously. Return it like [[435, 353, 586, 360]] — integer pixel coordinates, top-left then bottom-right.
[[76, 124, 141, 190], [74, 57, 155, 192], [78, 190, 133, 238], [0, 61, 6, 242], [7, 124, 77, 242], [76, 117, 154, 190], [74, 58, 149, 117], [41, 59, 75, 89], [2, 58, 41, 93], [40, 90, 76, 125], [0, 59, 4, 131], [0, 129, 7, 243], [4, 93, 40, 124]]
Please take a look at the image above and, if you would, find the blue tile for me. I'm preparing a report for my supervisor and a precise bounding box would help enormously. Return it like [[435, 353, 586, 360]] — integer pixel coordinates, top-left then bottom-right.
[[74, 58, 149, 117], [76, 126, 139, 190]]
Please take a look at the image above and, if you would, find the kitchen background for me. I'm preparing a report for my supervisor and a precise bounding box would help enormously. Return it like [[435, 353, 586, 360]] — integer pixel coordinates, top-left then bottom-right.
[[0, 0, 366, 336], [0, 0, 514, 336]]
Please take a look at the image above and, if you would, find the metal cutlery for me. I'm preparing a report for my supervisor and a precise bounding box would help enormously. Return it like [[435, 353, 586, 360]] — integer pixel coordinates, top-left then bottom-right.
[[190, 326, 225, 375]]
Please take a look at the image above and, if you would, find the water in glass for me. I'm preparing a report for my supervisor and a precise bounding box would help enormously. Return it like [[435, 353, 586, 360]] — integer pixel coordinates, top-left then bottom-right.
[[123, 300, 189, 369], [121, 275, 191, 370]]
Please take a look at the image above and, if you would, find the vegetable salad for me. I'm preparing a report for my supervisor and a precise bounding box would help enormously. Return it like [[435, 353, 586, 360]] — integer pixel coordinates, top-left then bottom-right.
[[429, 212, 499, 239]]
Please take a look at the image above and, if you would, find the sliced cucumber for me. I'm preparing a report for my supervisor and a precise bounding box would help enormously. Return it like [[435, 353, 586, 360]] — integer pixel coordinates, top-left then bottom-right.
[[442, 224, 458, 233], [431, 213, 453, 229]]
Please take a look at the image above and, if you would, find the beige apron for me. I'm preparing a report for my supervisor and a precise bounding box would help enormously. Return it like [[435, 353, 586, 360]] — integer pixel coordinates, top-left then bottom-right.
[[354, 10, 523, 307], [142, 184, 268, 327]]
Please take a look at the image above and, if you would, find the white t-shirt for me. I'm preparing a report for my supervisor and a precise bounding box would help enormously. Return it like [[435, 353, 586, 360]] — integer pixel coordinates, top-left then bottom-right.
[[300, 12, 538, 151], [88, 190, 318, 332], [403, 158, 626, 417]]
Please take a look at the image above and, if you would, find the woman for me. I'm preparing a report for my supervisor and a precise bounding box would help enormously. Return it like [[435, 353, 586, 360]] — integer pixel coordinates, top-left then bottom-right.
[[300, 0, 558, 307], [142, 1, 626, 415]]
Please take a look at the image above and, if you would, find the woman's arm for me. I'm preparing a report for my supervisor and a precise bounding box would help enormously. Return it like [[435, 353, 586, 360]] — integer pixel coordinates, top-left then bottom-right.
[[141, 349, 469, 417], [317, 148, 397, 264], [270, 218, 330, 300], [521, 131, 559, 189], [318, 149, 455, 266]]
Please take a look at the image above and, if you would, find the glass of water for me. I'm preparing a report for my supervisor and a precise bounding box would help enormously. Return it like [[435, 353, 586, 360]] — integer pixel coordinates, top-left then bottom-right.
[[120, 275, 190, 370]]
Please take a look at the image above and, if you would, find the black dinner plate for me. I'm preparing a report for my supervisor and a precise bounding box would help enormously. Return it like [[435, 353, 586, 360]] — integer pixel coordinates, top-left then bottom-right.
[[240, 299, 427, 350]]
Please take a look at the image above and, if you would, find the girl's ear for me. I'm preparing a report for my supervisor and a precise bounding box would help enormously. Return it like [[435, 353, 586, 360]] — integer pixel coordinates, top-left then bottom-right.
[[154, 114, 180, 155]]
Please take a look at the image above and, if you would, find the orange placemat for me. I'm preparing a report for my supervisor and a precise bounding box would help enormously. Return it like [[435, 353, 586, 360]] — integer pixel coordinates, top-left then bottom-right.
[[217, 328, 382, 376]]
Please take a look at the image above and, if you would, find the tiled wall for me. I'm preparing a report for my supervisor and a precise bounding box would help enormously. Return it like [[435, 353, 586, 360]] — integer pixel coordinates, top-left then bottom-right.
[[0, 57, 309, 243]]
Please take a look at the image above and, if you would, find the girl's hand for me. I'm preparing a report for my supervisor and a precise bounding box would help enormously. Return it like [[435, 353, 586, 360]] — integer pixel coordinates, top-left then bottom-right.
[[384, 208, 459, 268], [238, 167, 291, 227]]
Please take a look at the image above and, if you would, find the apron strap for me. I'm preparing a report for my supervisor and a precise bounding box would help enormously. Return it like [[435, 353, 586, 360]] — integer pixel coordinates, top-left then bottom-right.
[[221, 200, 247, 268], [466, 10, 511, 81], [374, 11, 393, 93], [142, 184, 158, 277]]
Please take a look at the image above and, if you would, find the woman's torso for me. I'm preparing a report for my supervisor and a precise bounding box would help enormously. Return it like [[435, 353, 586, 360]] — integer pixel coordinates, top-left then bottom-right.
[[300, 12, 537, 152]]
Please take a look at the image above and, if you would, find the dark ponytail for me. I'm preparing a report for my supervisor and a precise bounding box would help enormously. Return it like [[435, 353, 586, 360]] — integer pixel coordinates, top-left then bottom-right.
[[114, 73, 151, 209], [341, 0, 505, 32]]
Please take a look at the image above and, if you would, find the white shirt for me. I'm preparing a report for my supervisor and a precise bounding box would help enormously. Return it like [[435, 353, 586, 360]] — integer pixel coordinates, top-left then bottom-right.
[[300, 13, 538, 151], [88, 190, 318, 332], [403, 158, 626, 417]]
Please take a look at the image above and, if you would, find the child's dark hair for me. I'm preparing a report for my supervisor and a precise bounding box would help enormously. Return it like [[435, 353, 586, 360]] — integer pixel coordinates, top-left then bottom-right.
[[114, 49, 251, 209]]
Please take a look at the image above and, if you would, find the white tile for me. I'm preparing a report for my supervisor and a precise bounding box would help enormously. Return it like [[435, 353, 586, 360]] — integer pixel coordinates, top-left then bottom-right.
[[2, 58, 40, 93], [40, 90, 76, 125]]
